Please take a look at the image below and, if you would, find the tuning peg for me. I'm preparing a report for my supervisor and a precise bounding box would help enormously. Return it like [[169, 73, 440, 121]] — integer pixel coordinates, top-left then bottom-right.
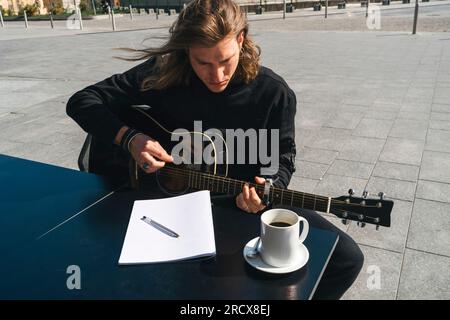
[[376, 225, 380, 231], [341, 219, 349, 225], [357, 221, 366, 228], [378, 192, 385, 200], [348, 189, 355, 196], [362, 190, 369, 198]]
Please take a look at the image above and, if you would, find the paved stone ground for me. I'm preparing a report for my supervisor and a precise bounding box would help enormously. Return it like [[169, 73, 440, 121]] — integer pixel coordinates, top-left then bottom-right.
[[1, 1, 450, 300]]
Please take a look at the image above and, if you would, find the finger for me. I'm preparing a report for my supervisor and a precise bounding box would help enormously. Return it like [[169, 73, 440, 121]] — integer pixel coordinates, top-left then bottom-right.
[[255, 176, 266, 185], [141, 153, 165, 173], [245, 200, 261, 214], [236, 193, 249, 212], [242, 183, 250, 202], [244, 200, 257, 214], [249, 187, 263, 209], [247, 201, 262, 213], [246, 187, 265, 213], [147, 141, 173, 163]]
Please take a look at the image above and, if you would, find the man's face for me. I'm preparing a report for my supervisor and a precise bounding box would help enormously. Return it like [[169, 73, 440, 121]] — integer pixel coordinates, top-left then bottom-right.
[[188, 33, 244, 93]]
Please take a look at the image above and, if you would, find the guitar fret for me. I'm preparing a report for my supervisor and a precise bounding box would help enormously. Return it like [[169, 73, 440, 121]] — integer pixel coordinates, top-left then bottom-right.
[[313, 195, 316, 211], [268, 188, 271, 204], [188, 170, 191, 189], [280, 189, 284, 205], [195, 173, 198, 189], [197, 172, 200, 190], [302, 192, 305, 209], [290, 190, 294, 207], [270, 187, 273, 204], [196, 172, 199, 190]]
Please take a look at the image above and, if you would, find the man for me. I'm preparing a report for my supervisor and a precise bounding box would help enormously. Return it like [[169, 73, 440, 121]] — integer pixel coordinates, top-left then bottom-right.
[[67, 0, 363, 299]]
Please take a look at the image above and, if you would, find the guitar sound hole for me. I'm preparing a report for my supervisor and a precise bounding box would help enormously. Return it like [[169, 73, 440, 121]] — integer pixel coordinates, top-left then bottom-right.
[[156, 169, 189, 196]]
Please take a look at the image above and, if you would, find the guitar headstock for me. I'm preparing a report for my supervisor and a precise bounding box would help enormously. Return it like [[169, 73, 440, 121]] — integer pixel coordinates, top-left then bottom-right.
[[330, 189, 393, 229]]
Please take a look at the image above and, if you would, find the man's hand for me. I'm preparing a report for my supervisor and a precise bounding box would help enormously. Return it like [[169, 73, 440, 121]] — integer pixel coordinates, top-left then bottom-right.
[[236, 176, 267, 214], [129, 133, 173, 173]]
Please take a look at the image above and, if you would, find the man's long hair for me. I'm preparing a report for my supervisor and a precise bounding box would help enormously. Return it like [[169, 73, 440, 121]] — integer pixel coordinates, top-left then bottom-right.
[[119, 0, 261, 91]]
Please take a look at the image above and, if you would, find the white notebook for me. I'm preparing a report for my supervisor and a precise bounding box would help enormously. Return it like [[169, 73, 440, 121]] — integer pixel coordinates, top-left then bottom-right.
[[118, 190, 216, 265]]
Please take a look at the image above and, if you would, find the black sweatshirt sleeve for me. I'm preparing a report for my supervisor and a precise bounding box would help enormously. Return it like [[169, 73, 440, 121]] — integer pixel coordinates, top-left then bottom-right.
[[66, 59, 154, 144], [265, 87, 297, 189]]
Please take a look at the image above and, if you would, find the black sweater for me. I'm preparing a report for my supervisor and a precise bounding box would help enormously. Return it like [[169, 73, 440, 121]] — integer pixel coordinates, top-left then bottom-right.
[[66, 58, 297, 188]]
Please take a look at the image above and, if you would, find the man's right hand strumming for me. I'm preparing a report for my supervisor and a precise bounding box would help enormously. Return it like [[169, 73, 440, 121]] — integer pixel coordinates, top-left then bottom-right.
[[129, 134, 173, 173], [115, 126, 173, 173]]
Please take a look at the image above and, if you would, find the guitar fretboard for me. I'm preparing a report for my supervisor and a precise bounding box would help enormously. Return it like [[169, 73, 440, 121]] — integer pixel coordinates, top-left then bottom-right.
[[161, 166, 331, 213]]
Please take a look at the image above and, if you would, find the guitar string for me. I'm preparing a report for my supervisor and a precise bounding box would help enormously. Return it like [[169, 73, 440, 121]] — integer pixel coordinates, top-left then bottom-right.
[[153, 166, 381, 208], [153, 169, 324, 208], [154, 171, 383, 225], [147, 168, 381, 225], [156, 166, 379, 208], [157, 165, 364, 206], [154, 169, 383, 224], [154, 169, 381, 224]]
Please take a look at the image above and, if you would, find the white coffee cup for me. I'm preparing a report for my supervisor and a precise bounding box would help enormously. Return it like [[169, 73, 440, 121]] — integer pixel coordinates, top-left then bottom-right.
[[259, 208, 309, 268]]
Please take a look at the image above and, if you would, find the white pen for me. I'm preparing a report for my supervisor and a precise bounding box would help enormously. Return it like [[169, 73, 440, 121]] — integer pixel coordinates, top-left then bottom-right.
[[141, 216, 180, 238]]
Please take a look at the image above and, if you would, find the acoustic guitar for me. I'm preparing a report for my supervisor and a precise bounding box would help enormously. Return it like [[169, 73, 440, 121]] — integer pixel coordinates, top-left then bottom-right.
[[124, 106, 393, 230]]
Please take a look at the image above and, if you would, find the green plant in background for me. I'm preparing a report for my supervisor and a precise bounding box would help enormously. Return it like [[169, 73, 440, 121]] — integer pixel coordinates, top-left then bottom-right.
[[7, 7, 16, 16], [79, 0, 88, 12], [18, 0, 41, 16], [0, 4, 16, 16], [50, 0, 66, 15]]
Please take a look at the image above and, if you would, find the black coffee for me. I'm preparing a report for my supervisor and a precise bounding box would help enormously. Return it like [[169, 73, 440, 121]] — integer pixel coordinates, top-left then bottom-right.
[[270, 221, 291, 227]]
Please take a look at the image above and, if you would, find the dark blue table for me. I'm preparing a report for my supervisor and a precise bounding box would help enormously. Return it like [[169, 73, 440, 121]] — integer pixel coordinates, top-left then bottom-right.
[[0, 155, 338, 300], [0, 155, 117, 257]]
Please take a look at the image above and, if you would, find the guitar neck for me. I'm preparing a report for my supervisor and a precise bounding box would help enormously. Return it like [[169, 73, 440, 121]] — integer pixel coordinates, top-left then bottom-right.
[[164, 166, 331, 213]]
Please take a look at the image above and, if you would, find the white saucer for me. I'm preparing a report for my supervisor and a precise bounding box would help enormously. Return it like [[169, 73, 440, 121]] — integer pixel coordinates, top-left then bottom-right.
[[243, 237, 309, 274]]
